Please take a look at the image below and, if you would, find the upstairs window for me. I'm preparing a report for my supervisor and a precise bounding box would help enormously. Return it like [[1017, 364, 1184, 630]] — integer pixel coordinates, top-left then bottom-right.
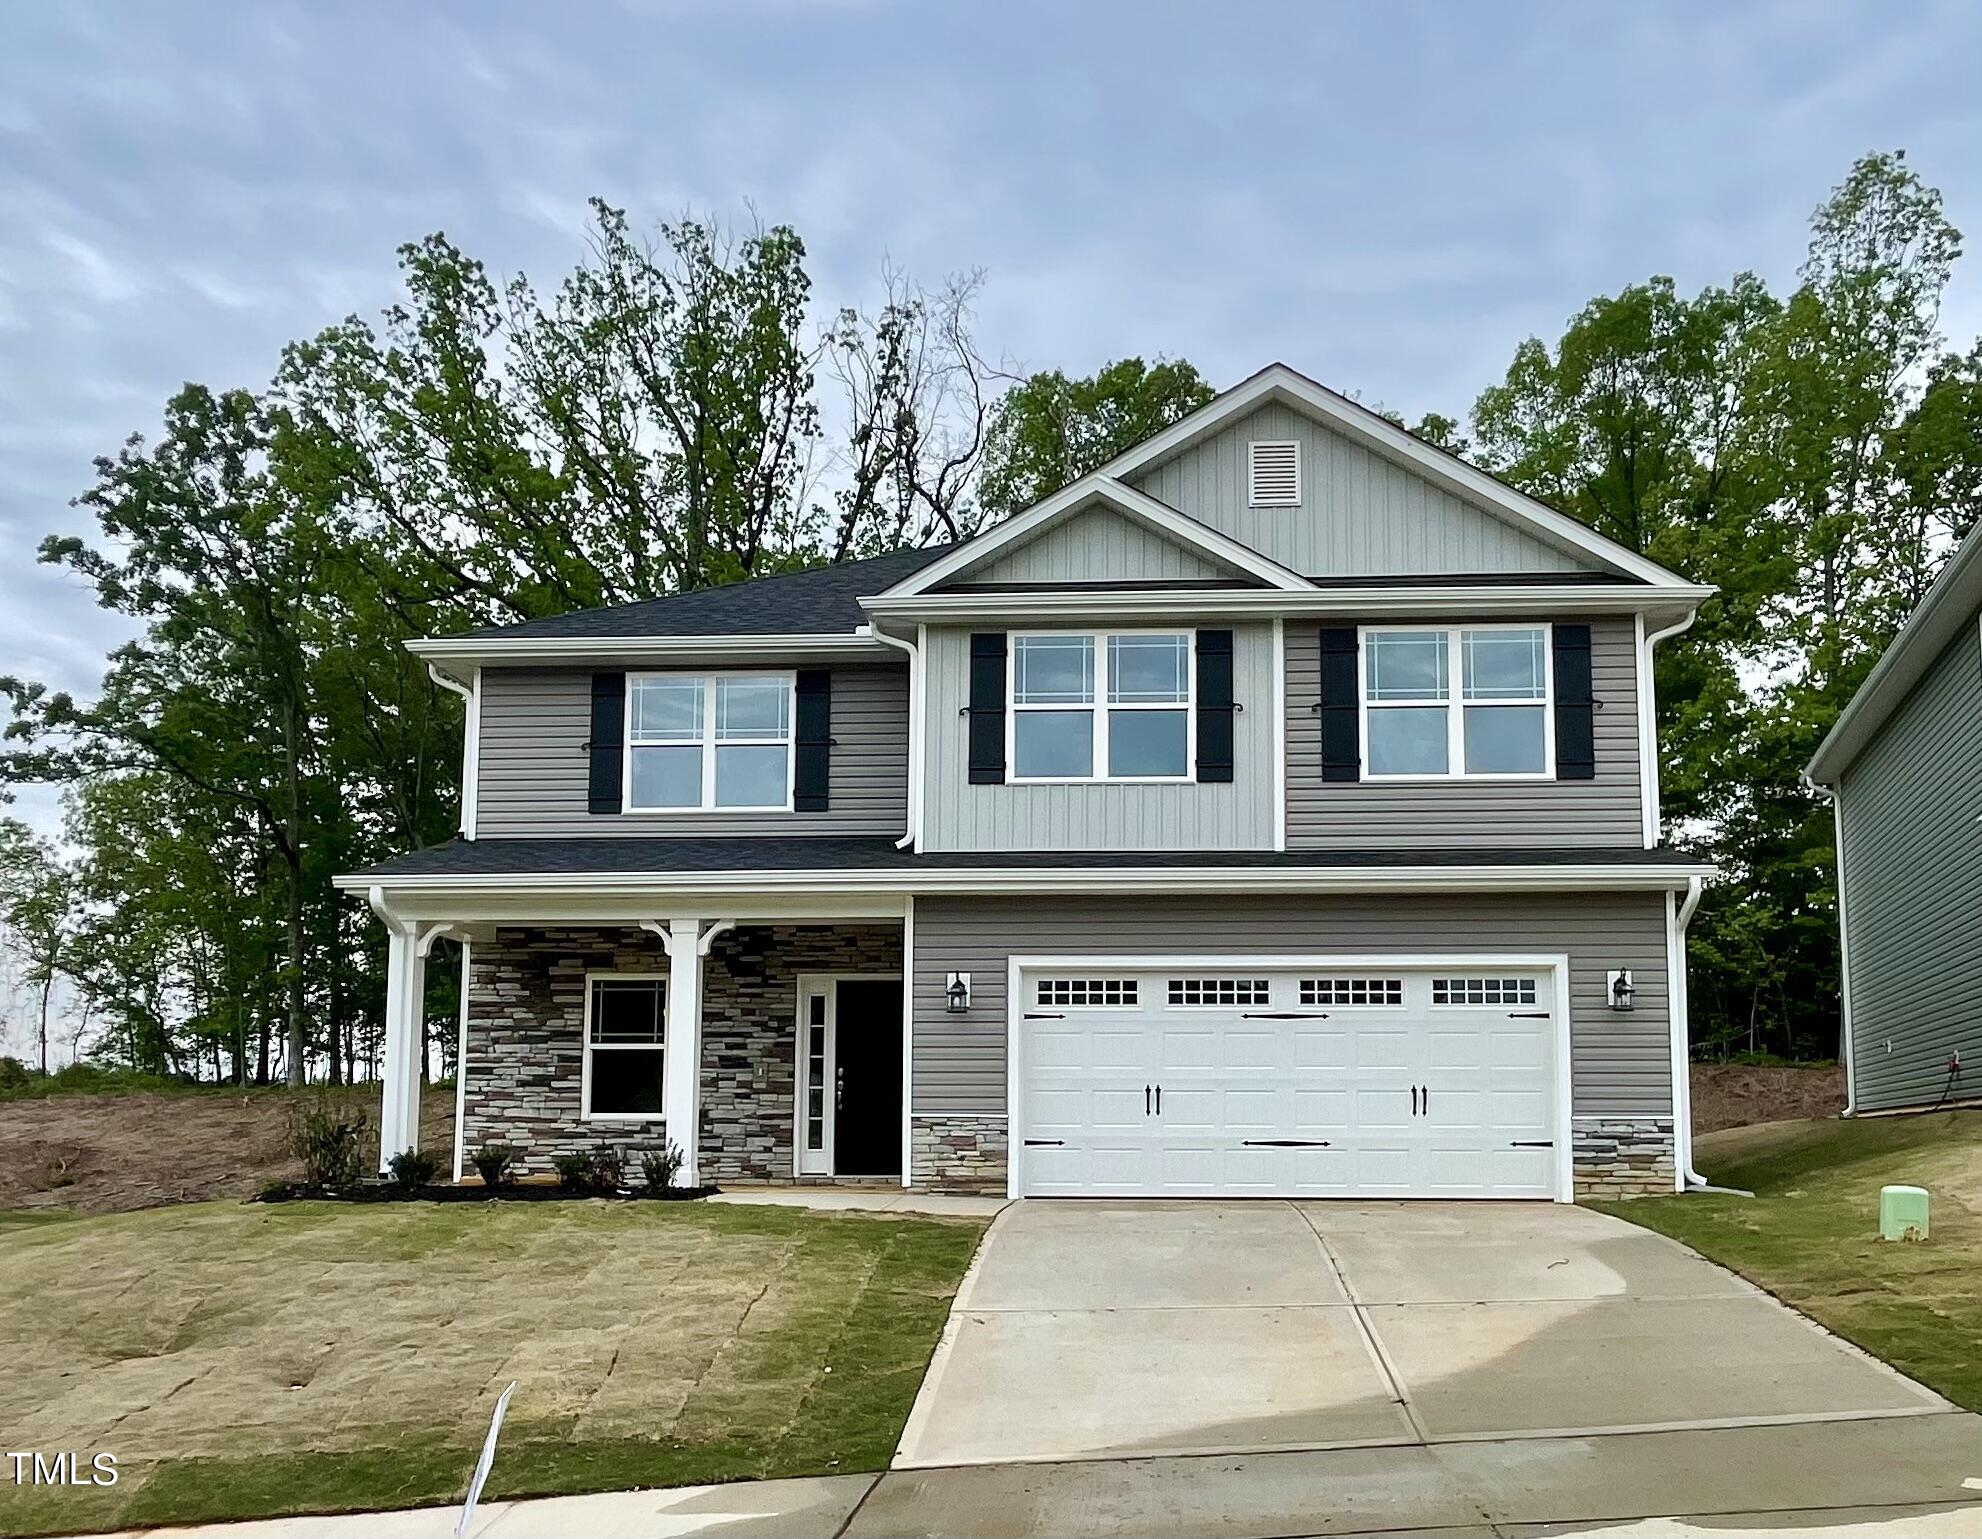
[[1009, 632, 1192, 782], [626, 673, 793, 811], [1248, 440, 1301, 506], [1361, 625, 1551, 779]]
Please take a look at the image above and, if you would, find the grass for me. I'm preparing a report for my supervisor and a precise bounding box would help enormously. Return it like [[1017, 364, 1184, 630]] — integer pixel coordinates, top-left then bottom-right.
[[1596, 1108, 1982, 1414], [0, 1197, 985, 1537]]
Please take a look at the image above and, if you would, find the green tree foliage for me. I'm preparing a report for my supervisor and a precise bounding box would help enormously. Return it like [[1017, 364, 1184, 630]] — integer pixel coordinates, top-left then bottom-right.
[[976, 357, 1215, 519], [0, 819, 77, 1074]]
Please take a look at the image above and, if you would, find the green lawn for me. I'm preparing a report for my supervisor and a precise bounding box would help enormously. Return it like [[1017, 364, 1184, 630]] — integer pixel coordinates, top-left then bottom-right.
[[1597, 1108, 1982, 1413], [0, 1198, 985, 1537]]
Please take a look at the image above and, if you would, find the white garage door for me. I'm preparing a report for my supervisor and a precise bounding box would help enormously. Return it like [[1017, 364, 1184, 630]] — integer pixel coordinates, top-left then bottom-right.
[[1017, 964, 1563, 1199]]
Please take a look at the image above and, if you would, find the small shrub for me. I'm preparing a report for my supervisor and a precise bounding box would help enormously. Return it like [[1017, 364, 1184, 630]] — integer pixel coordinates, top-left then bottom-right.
[[638, 1142, 685, 1193], [387, 1148, 441, 1189], [552, 1147, 623, 1194], [0, 1056, 30, 1092], [591, 1147, 624, 1192], [286, 1095, 367, 1189], [471, 1143, 517, 1188]]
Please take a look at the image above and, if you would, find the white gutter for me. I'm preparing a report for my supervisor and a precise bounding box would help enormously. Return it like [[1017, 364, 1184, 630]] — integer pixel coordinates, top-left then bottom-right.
[[1637, 609, 1697, 848], [411, 632, 890, 669], [1670, 874, 1707, 1188], [862, 624, 921, 851], [427, 662, 480, 840], [1802, 771, 1858, 1116]]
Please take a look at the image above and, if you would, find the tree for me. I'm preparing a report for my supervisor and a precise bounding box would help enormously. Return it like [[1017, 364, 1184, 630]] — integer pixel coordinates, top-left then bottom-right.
[[0, 819, 77, 1074], [977, 357, 1215, 519]]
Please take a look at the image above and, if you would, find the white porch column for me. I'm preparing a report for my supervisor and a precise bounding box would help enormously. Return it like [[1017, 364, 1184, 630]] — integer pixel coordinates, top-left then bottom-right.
[[658, 918, 704, 1187], [378, 921, 425, 1173]]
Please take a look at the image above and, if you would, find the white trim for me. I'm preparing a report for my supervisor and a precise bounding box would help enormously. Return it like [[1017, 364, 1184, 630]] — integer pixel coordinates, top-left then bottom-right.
[[860, 583, 1713, 626], [1272, 617, 1287, 852], [1358, 623, 1555, 782], [901, 896, 915, 1187], [862, 624, 922, 850], [412, 632, 890, 674], [1006, 629, 1196, 785], [1004, 950, 1575, 1203], [1087, 364, 1696, 590], [1828, 787, 1859, 1116], [622, 669, 797, 815], [792, 970, 907, 1179], [1639, 610, 1696, 848], [452, 938, 471, 1182], [1246, 439, 1302, 508], [1667, 875, 1705, 1188], [427, 663, 480, 840], [579, 970, 669, 1124], [873, 476, 1316, 599]]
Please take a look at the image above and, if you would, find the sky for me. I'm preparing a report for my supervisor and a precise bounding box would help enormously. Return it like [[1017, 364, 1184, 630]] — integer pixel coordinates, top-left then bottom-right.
[[3, 0, 1981, 852]]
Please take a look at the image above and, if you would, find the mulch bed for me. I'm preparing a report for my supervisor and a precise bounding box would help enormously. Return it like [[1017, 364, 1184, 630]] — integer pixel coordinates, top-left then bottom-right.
[[255, 1181, 718, 1203]]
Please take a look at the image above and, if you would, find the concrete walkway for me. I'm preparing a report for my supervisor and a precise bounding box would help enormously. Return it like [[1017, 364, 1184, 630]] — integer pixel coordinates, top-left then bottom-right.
[[707, 1185, 1006, 1218], [896, 1199, 1954, 1466]]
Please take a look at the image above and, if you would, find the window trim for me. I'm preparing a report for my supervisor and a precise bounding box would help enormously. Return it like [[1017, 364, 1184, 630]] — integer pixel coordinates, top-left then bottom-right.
[[1357, 623, 1555, 782], [580, 971, 668, 1123], [622, 669, 797, 814], [1006, 629, 1197, 785]]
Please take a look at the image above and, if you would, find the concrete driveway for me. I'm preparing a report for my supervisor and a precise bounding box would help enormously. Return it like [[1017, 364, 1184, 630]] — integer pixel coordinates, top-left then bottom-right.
[[894, 1199, 1953, 1468]]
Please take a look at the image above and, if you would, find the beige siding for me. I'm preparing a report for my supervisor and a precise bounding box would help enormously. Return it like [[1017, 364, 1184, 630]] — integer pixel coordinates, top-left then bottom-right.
[[919, 623, 1276, 852], [944, 502, 1233, 586], [1285, 617, 1644, 848], [475, 663, 908, 838], [1131, 402, 1589, 577], [910, 893, 1673, 1119]]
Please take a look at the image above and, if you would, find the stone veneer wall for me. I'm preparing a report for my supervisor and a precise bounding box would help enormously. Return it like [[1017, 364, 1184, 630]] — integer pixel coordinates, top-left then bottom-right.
[[911, 1113, 1009, 1193], [1571, 1116, 1677, 1199], [461, 923, 901, 1181]]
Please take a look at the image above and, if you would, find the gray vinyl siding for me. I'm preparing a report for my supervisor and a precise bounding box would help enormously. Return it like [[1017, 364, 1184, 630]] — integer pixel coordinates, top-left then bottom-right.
[[1285, 618, 1645, 848], [919, 623, 1276, 852], [474, 663, 908, 838], [1836, 614, 1982, 1112], [1131, 402, 1590, 577], [945, 503, 1233, 586], [910, 892, 1672, 1118]]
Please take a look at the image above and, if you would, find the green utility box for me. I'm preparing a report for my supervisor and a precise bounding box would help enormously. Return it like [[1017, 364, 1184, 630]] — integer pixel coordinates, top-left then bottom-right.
[[1880, 1184, 1930, 1242]]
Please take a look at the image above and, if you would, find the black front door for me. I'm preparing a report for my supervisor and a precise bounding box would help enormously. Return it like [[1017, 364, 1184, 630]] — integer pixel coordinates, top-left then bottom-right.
[[832, 979, 902, 1177]]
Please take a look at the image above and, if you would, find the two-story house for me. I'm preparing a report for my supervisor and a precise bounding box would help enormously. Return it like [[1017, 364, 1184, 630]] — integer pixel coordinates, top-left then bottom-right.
[[337, 364, 1715, 1203]]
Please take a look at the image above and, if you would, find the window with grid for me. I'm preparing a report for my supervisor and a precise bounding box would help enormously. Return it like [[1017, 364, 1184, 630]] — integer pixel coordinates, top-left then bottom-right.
[[1430, 976, 1539, 1006], [627, 673, 792, 810], [1299, 977, 1404, 1006], [1362, 626, 1551, 778], [1010, 632, 1192, 781], [1036, 977, 1139, 1007], [1167, 977, 1270, 1007], [585, 976, 666, 1117]]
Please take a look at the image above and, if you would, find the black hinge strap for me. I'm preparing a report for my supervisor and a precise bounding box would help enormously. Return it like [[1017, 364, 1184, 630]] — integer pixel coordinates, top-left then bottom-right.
[[1241, 1139, 1332, 1147], [1508, 1011, 1552, 1019], [1510, 1140, 1555, 1148], [1241, 1011, 1331, 1019], [1023, 1011, 1066, 1020], [1023, 1139, 1066, 1148]]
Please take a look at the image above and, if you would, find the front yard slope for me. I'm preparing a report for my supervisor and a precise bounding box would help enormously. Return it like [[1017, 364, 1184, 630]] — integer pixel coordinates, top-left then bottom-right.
[[0, 1199, 985, 1537], [1601, 1109, 1982, 1413]]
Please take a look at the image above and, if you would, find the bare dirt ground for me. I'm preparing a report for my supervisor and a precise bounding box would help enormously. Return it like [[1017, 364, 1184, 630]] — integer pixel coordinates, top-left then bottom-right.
[[1690, 1061, 1845, 1134], [0, 1085, 455, 1215]]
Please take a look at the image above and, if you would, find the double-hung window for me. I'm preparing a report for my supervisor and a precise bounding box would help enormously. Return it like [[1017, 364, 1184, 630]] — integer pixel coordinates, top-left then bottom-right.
[[584, 975, 666, 1119], [626, 673, 793, 810], [1009, 631, 1192, 781], [1362, 624, 1551, 779]]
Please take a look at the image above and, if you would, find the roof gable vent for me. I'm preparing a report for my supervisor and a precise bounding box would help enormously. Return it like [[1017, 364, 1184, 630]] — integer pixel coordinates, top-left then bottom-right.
[[1248, 440, 1301, 507]]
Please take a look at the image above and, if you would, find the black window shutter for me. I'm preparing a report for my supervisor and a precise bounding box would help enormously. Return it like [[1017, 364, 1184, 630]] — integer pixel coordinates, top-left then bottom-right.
[[588, 672, 626, 814], [967, 633, 1007, 784], [1553, 624, 1596, 780], [1195, 630, 1235, 782], [1318, 627, 1361, 782], [794, 669, 832, 811]]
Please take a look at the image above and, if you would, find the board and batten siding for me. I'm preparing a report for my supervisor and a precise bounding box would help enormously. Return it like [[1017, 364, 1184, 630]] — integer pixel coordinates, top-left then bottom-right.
[[1836, 613, 1982, 1112], [945, 502, 1233, 586], [910, 893, 1673, 1119], [1285, 617, 1645, 848], [474, 663, 909, 838], [919, 623, 1275, 852], [1130, 402, 1589, 577]]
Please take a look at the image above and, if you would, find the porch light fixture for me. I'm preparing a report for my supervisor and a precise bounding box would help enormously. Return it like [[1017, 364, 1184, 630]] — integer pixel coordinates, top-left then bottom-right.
[[946, 971, 971, 1013], [1607, 969, 1635, 1011]]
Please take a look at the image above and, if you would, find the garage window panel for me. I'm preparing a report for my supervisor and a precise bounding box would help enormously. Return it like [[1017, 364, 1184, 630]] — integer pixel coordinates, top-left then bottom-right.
[[1300, 977, 1405, 1007], [1036, 977, 1139, 1008], [1431, 976, 1539, 1006], [1167, 977, 1271, 1007]]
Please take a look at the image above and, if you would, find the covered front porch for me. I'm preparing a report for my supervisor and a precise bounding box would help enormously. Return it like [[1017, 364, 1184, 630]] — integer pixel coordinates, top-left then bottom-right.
[[364, 890, 912, 1188]]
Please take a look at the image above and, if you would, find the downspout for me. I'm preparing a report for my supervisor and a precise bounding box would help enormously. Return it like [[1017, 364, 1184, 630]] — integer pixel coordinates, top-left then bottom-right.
[[863, 625, 921, 850], [427, 662, 479, 841], [1802, 772, 1857, 1116], [1639, 610, 1697, 848], [1672, 874, 1707, 1188]]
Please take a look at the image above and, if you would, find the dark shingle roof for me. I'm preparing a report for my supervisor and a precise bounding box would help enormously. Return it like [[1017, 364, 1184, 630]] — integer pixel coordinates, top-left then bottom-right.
[[463, 545, 955, 641], [355, 837, 1706, 881]]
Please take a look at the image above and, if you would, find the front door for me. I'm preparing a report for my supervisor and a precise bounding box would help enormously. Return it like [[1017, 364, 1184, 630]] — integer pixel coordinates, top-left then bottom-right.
[[795, 975, 902, 1178]]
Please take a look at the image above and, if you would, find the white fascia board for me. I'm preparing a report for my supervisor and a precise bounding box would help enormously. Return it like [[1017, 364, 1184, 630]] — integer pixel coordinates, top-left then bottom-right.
[[862, 584, 1713, 626], [1093, 365, 1694, 589], [333, 862, 1714, 909], [408, 632, 892, 672], [875, 476, 1315, 599]]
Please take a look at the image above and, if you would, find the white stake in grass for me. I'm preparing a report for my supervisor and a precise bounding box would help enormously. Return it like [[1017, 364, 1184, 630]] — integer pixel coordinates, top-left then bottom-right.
[[456, 1379, 517, 1539]]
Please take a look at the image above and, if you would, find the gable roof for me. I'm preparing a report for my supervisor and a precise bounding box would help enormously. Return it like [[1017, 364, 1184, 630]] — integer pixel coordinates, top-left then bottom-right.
[[1807, 520, 1982, 785], [1093, 362, 1694, 589]]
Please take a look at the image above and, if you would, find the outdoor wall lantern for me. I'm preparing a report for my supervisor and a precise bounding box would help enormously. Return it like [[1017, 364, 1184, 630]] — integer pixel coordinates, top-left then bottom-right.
[[1607, 969, 1635, 1011], [946, 971, 971, 1013]]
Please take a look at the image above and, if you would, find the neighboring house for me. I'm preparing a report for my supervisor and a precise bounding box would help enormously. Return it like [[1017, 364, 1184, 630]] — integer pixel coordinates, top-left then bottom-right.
[[336, 363, 1716, 1202], [1806, 519, 1982, 1118]]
